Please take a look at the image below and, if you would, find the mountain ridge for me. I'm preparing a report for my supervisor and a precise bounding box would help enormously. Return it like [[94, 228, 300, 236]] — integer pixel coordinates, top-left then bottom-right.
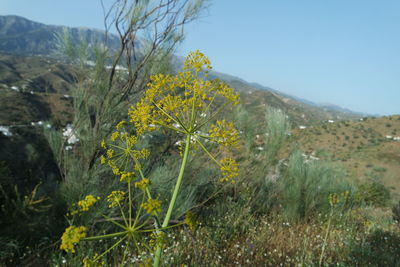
[[0, 14, 120, 56], [0, 14, 366, 121]]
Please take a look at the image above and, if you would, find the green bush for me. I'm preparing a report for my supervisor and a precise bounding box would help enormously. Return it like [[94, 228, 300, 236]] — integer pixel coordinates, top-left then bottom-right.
[[276, 150, 353, 221], [234, 105, 255, 155], [356, 182, 391, 207], [264, 107, 290, 165], [349, 229, 400, 266]]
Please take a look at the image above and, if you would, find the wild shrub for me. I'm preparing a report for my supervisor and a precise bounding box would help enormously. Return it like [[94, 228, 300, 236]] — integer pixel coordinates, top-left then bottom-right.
[[234, 105, 255, 155], [349, 228, 400, 266], [355, 182, 391, 207], [264, 107, 290, 165], [276, 150, 353, 221]]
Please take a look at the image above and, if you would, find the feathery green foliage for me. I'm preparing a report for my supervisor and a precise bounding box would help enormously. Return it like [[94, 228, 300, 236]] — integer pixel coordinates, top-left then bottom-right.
[[265, 107, 290, 164], [234, 105, 255, 154], [278, 150, 353, 221]]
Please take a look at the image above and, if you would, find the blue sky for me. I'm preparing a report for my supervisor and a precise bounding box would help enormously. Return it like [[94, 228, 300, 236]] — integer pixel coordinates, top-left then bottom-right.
[[1, 0, 399, 115]]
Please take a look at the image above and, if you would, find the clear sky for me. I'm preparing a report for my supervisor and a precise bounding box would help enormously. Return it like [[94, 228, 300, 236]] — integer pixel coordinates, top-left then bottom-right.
[[1, 0, 399, 115]]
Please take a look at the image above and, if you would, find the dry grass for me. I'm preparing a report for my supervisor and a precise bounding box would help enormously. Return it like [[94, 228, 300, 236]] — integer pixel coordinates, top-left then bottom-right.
[[146, 209, 400, 266]]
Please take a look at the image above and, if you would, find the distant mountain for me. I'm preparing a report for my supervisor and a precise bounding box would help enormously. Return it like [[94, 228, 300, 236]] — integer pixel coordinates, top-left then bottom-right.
[[318, 103, 374, 117], [0, 15, 365, 127], [245, 81, 369, 118], [206, 71, 367, 119], [0, 15, 120, 56]]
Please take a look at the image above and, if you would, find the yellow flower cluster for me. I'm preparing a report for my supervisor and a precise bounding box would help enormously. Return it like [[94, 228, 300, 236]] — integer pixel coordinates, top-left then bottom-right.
[[135, 178, 150, 191], [107, 191, 126, 208], [115, 120, 126, 130], [119, 171, 135, 182], [69, 195, 100, 216], [101, 51, 241, 187], [219, 157, 239, 183], [126, 51, 241, 182], [128, 100, 154, 135], [149, 231, 167, 248], [101, 125, 150, 182], [60, 226, 87, 253], [329, 191, 350, 207], [128, 50, 239, 137], [141, 198, 162, 215], [184, 50, 212, 73], [101, 140, 107, 149], [342, 190, 350, 201], [209, 120, 239, 148], [107, 149, 114, 158], [184, 211, 198, 230], [328, 193, 339, 207], [83, 254, 105, 267], [111, 131, 120, 141], [100, 155, 106, 164]]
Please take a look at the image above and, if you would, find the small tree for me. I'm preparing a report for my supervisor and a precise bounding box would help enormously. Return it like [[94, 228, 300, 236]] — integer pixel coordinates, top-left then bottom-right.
[[46, 0, 206, 203]]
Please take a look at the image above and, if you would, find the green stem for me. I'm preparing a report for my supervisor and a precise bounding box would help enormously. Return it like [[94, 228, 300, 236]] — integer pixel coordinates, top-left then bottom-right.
[[133, 193, 145, 228], [128, 182, 132, 227], [194, 102, 228, 131], [133, 157, 162, 229], [319, 208, 333, 266], [153, 134, 191, 267], [101, 214, 128, 229], [118, 202, 129, 228], [196, 138, 221, 167], [83, 231, 127, 241], [96, 235, 127, 260], [138, 222, 185, 233]]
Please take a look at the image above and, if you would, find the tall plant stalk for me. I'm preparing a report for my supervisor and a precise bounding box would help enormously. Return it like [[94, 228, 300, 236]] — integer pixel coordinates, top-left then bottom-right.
[[153, 134, 191, 266]]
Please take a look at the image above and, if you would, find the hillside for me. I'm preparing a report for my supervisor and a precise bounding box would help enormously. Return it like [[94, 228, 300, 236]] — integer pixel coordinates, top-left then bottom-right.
[[0, 51, 364, 131], [290, 116, 400, 200], [211, 71, 365, 123], [0, 15, 364, 126], [0, 53, 75, 125]]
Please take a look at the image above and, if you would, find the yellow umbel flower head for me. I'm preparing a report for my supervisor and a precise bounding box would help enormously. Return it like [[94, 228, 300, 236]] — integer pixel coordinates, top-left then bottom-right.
[[141, 198, 162, 216], [149, 231, 167, 248], [60, 226, 87, 253], [103, 121, 150, 183], [328, 193, 340, 207], [107, 191, 126, 208], [219, 157, 239, 183], [83, 254, 105, 267], [209, 120, 239, 148], [135, 178, 150, 191], [101, 51, 241, 187], [69, 195, 100, 216], [127, 51, 241, 182], [115, 120, 126, 130], [110, 131, 120, 141], [128, 51, 239, 138], [119, 171, 135, 182], [184, 211, 198, 230]]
